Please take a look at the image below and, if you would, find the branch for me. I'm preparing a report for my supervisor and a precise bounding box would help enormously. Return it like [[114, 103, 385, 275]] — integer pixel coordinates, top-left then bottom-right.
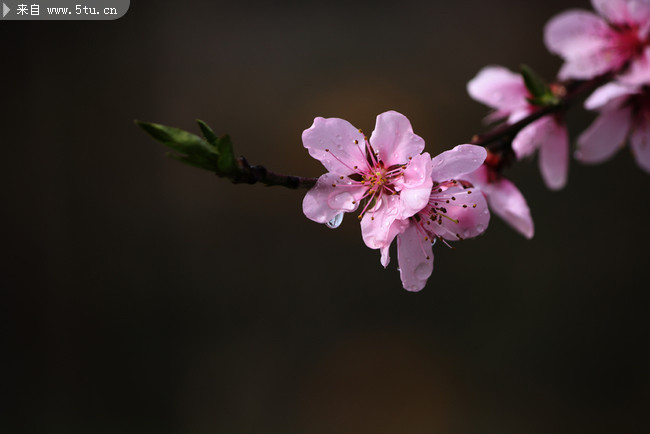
[[138, 70, 613, 189], [232, 156, 317, 189]]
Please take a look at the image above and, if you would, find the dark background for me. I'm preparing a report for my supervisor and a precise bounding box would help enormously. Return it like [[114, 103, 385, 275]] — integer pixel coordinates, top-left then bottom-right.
[[3, 0, 649, 432]]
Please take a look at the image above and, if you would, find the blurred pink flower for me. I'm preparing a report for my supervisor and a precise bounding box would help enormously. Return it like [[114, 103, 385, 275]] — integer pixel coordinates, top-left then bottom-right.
[[467, 66, 569, 190], [576, 47, 650, 173], [302, 111, 433, 249], [463, 164, 534, 239], [378, 145, 490, 292], [544, 0, 650, 80]]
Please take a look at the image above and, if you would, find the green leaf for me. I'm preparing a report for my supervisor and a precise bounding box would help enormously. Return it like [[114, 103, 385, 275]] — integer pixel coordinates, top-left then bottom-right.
[[196, 119, 220, 149], [216, 134, 237, 175], [195, 120, 237, 174], [520, 64, 549, 100], [136, 120, 219, 171]]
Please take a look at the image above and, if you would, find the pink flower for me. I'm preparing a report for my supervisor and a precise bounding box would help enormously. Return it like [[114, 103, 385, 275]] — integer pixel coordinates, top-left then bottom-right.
[[379, 145, 490, 292], [302, 111, 433, 249], [576, 47, 650, 173], [544, 0, 650, 80], [463, 164, 535, 239], [467, 66, 569, 190]]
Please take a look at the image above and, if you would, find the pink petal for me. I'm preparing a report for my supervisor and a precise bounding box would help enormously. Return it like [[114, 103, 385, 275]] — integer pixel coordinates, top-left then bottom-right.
[[466, 66, 529, 112], [460, 164, 489, 187], [369, 111, 425, 167], [628, 0, 650, 34], [544, 10, 618, 79], [584, 82, 637, 110], [430, 144, 487, 182], [302, 173, 365, 224], [360, 195, 405, 250], [591, 0, 633, 24], [619, 47, 650, 87], [397, 223, 433, 292], [302, 117, 367, 175], [395, 153, 434, 218], [539, 120, 569, 190], [380, 245, 391, 268], [630, 117, 650, 173], [576, 106, 632, 164], [512, 117, 550, 159], [432, 186, 490, 241], [508, 108, 533, 124], [486, 177, 535, 239], [592, 0, 650, 27]]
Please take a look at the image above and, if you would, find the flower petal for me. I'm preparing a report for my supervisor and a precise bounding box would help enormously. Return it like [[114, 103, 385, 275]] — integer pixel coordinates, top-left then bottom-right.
[[619, 47, 650, 87], [431, 186, 490, 241], [302, 117, 367, 175], [369, 111, 425, 167], [486, 177, 535, 239], [360, 195, 405, 250], [467, 66, 529, 112], [592, 0, 633, 24], [430, 144, 487, 182], [397, 223, 433, 292], [630, 117, 650, 173], [395, 153, 434, 218], [576, 106, 632, 164], [512, 117, 550, 159], [380, 245, 391, 268], [584, 82, 637, 110], [462, 165, 533, 239], [592, 0, 650, 27], [544, 10, 618, 79], [628, 0, 650, 34], [539, 120, 569, 190], [302, 173, 365, 224]]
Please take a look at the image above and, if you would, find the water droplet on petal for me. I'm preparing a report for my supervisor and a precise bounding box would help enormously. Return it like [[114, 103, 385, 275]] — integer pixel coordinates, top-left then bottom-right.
[[326, 213, 344, 229], [477, 224, 485, 232], [435, 158, 444, 167]]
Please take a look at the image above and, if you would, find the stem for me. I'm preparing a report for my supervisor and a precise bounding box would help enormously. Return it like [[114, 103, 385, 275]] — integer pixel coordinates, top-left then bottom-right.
[[230, 156, 317, 189]]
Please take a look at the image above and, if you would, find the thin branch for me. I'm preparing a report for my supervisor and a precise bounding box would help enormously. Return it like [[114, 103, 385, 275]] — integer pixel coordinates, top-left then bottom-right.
[[230, 156, 317, 189]]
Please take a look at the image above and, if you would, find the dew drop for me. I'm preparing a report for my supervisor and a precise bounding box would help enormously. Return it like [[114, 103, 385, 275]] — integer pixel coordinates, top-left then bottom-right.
[[477, 224, 485, 232], [326, 213, 344, 229]]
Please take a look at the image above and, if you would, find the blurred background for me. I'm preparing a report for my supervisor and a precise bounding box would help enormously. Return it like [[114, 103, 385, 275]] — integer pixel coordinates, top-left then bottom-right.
[[2, 0, 649, 432]]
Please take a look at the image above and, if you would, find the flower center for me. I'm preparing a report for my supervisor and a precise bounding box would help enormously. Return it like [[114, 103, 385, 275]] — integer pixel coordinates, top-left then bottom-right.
[[324, 136, 406, 220], [614, 24, 645, 59]]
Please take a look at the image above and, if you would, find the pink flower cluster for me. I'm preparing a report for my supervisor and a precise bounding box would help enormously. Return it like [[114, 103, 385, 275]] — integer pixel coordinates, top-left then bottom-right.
[[302, 111, 490, 291], [301, 1, 650, 292], [462, 0, 650, 241], [548, 0, 650, 173]]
